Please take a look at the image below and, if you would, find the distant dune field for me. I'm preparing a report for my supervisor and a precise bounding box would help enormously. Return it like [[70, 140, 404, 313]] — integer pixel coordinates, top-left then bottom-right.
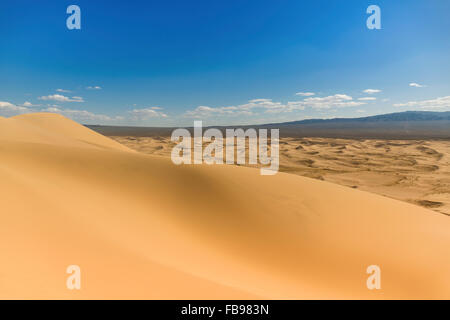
[[1, 113, 450, 299]]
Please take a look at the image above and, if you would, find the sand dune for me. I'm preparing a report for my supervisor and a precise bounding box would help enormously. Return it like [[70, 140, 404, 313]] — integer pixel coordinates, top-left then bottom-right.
[[0, 113, 131, 152], [1, 113, 449, 299], [114, 136, 450, 215]]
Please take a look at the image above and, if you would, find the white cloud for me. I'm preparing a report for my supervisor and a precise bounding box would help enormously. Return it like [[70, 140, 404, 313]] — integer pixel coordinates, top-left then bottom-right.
[[301, 94, 365, 109], [358, 97, 377, 101], [38, 94, 84, 103], [393, 96, 450, 110], [43, 107, 62, 113], [22, 101, 41, 107], [185, 105, 254, 117], [248, 98, 272, 103], [295, 92, 315, 97], [1, 100, 164, 124], [42, 107, 122, 122], [363, 89, 381, 94], [22, 101, 33, 107], [409, 82, 426, 88], [0, 101, 23, 110], [0, 101, 31, 116], [185, 99, 285, 117], [185, 94, 365, 118], [56, 88, 71, 93], [86, 86, 102, 90], [129, 108, 168, 120]]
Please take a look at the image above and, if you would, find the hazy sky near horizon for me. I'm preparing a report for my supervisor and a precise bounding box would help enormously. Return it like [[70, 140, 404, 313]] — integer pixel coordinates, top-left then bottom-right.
[[0, 0, 449, 126]]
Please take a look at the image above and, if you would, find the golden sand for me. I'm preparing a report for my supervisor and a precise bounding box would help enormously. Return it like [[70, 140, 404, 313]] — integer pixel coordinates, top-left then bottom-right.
[[1, 113, 449, 299], [113, 136, 450, 216]]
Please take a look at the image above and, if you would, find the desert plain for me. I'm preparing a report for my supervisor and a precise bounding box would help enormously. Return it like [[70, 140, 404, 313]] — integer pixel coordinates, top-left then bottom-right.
[[0, 113, 449, 299]]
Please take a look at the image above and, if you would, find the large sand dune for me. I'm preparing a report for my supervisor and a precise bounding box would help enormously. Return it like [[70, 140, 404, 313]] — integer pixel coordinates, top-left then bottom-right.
[[0, 113, 449, 299], [115, 136, 450, 215]]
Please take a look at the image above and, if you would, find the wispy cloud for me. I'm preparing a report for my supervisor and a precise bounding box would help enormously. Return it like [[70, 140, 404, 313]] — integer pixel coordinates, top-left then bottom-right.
[[0, 101, 27, 111], [295, 92, 315, 97], [303, 94, 365, 109], [86, 86, 102, 90], [129, 107, 168, 119], [43, 106, 123, 122], [409, 82, 426, 88], [363, 89, 381, 94], [394, 96, 450, 110], [22, 101, 41, 107], [185, 105, 254, 118], [358, 97, 376, 101], [185, 94, 365, 118], [0, 99, 170, 124], [38, 94, 84, 103], [0, 101, 31, 116], [56, 88, 71, 93]]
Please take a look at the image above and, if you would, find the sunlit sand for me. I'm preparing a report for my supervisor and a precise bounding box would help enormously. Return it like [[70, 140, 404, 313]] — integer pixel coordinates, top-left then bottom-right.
[[1, 113, 449, 299], [113, 136, 450, 215]]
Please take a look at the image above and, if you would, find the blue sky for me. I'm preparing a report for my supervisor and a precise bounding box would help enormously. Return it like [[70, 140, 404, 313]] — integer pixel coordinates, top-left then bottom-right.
[[0, 0, 449, 126]]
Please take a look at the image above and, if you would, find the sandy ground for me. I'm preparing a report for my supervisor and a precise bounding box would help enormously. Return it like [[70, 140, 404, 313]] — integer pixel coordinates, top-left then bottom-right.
[[111, 136, 450, 216], [1, 113, 450, 299]]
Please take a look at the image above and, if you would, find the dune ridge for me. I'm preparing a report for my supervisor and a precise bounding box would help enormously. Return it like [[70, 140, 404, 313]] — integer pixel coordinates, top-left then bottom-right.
[[115, 136, 450, 215], [0, 113, 131, 152], [0, 113, 449, 299]]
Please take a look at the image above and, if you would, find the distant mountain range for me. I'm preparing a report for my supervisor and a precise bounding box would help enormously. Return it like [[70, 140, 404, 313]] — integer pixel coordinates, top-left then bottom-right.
[[259, 111, 450, 139], [89, 111, 450, 139], [267, 111, 450, 126]]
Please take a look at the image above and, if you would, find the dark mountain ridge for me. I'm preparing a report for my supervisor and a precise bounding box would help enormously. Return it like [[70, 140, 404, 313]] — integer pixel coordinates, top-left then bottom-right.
[[88, 111, 450, 139]]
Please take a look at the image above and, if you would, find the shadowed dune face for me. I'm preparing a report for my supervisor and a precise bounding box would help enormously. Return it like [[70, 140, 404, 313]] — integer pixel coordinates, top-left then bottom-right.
[[1, 113, 450, 299], [112, 136, 450, 216]]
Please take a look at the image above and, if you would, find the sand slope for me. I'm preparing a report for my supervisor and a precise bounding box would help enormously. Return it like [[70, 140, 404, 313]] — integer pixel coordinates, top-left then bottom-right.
[[113, 136, 450, 215], [0, 113, 131, 152], [0, 113, 449, 299]]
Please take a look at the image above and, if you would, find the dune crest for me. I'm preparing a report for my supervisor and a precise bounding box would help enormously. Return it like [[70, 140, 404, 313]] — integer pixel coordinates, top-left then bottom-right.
[[0, 113, 449, 299], [0, 113, 131, 152]]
